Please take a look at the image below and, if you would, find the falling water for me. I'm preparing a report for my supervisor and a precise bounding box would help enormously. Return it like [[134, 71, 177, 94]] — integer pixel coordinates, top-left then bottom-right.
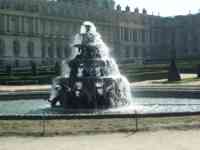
[[50, 21, 134, 110], [69, 21, 132, 101]]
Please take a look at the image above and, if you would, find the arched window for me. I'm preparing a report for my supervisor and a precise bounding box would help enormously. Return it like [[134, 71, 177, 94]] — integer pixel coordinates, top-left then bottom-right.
[[142, 30, 146, 42], [13, 40, 20, 57], [0, 39, 5, 57], [125, 46, 130, 58], [133, 30, 137, 42], [27, 41, 34, 57], [41, 42, 46, 58], [64, 45, 71, 58], [134, 47, 138, 58], [28, 18, 33, 34], [56, 46, 62, 58], [48, 42, 54, 58], [142, 48, 146, 57], [56, 42, 62, 58]]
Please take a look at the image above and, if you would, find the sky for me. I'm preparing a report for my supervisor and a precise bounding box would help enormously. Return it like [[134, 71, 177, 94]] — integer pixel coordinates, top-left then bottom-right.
[[115, 0, 200, 17]]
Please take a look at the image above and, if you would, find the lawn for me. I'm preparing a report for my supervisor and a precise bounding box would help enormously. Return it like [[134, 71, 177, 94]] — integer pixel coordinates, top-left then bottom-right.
[[1, 115, 200, 136]]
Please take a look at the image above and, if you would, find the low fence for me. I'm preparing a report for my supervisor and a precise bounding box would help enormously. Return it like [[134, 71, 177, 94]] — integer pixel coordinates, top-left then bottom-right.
[[1, 111, 200, 136]]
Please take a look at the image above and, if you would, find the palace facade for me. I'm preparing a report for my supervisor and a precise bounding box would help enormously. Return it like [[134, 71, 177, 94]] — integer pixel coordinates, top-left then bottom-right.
[[0, 0, 199, 67]]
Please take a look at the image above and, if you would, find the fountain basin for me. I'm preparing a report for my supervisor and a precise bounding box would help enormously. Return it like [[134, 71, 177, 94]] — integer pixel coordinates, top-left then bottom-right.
[[1, 98, 200, 115], [49, 76, 129, 109]]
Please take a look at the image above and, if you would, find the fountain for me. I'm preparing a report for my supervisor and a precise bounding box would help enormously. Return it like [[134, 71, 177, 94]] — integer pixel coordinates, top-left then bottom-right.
[[48, 21, 132, 110]]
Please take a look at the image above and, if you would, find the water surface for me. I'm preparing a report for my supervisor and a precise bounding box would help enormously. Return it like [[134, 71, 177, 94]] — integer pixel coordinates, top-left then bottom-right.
[[1, 98, 200, 115]]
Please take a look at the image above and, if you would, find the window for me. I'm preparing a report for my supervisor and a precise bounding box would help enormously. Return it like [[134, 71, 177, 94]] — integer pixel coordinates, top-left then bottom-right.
[[35, 19, 39, 34], [124, 27, 129, 41], [57, 47, 62, 58], [0, 15, 4, 32], [154, 30, 159, 43], [48, 42, 54, 58], [134, 47, 138, 57], [141, 30, 145, 42], [27, 41, 34, 58], [12, 16, 19, 33], [56, 42, 62, 58], [50, 21, 55, 35], [133, 30, 137, 42], [42, 20, 46, 34], [150, 30, 153, 43], [41, 42, 46, 58], [28, 18, 34, 34], [6, 15, 10, 32], [142, 48, 146, 57], [64, 45, 71, 58], [0, 39, 5, 57], [13, 40, 20, 57], [21, 16, 24, 33], [125, 46, 130, 58], [120, 27, 123, 41]]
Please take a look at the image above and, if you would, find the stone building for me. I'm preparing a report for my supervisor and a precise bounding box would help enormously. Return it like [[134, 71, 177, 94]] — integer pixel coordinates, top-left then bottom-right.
[[0, 0, 199, 67], [160, 15, 200, 58]]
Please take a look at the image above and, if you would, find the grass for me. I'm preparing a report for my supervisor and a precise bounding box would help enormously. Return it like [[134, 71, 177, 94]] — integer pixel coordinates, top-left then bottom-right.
[[1, 115, 200, 136]]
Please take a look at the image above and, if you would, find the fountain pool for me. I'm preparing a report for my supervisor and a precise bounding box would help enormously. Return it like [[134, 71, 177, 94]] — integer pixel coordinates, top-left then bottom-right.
[[1, 97, 200, 115], [1, 22, 198, 116]]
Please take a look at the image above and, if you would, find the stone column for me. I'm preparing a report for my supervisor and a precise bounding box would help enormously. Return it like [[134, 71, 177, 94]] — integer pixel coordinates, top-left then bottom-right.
[[18, 16, 22, 33], [3, 14, 7, 33], [37, 18, 42, 35], [146, 31, 150, 45], [9, 15, 12, 33], [119, 27, 122, 41], [35, 18, 39, 35], [129, 29, 132, 41], [136, 30, 139, 43], [21, 16, 24, 33], [6, 15, 10, 32], [32, 17, 35, 35]]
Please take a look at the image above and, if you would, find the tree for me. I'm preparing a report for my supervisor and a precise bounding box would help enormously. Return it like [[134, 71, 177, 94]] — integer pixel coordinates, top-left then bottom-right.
[[168, 59, 181, 81]]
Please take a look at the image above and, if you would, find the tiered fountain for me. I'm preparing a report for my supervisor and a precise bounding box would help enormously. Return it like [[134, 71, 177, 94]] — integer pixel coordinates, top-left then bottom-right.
[[48, 21, 131, 110]]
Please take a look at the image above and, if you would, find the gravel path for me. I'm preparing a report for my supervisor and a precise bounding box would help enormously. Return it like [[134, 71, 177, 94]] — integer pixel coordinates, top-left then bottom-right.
[[1, 130, 200, 150]]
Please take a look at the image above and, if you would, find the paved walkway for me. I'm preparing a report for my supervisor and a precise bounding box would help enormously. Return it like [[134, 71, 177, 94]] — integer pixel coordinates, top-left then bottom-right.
[[0, 130, 200, 150]]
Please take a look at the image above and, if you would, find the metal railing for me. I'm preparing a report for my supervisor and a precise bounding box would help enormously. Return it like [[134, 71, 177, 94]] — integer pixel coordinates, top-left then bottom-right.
[[0, 111, 200, 135]]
